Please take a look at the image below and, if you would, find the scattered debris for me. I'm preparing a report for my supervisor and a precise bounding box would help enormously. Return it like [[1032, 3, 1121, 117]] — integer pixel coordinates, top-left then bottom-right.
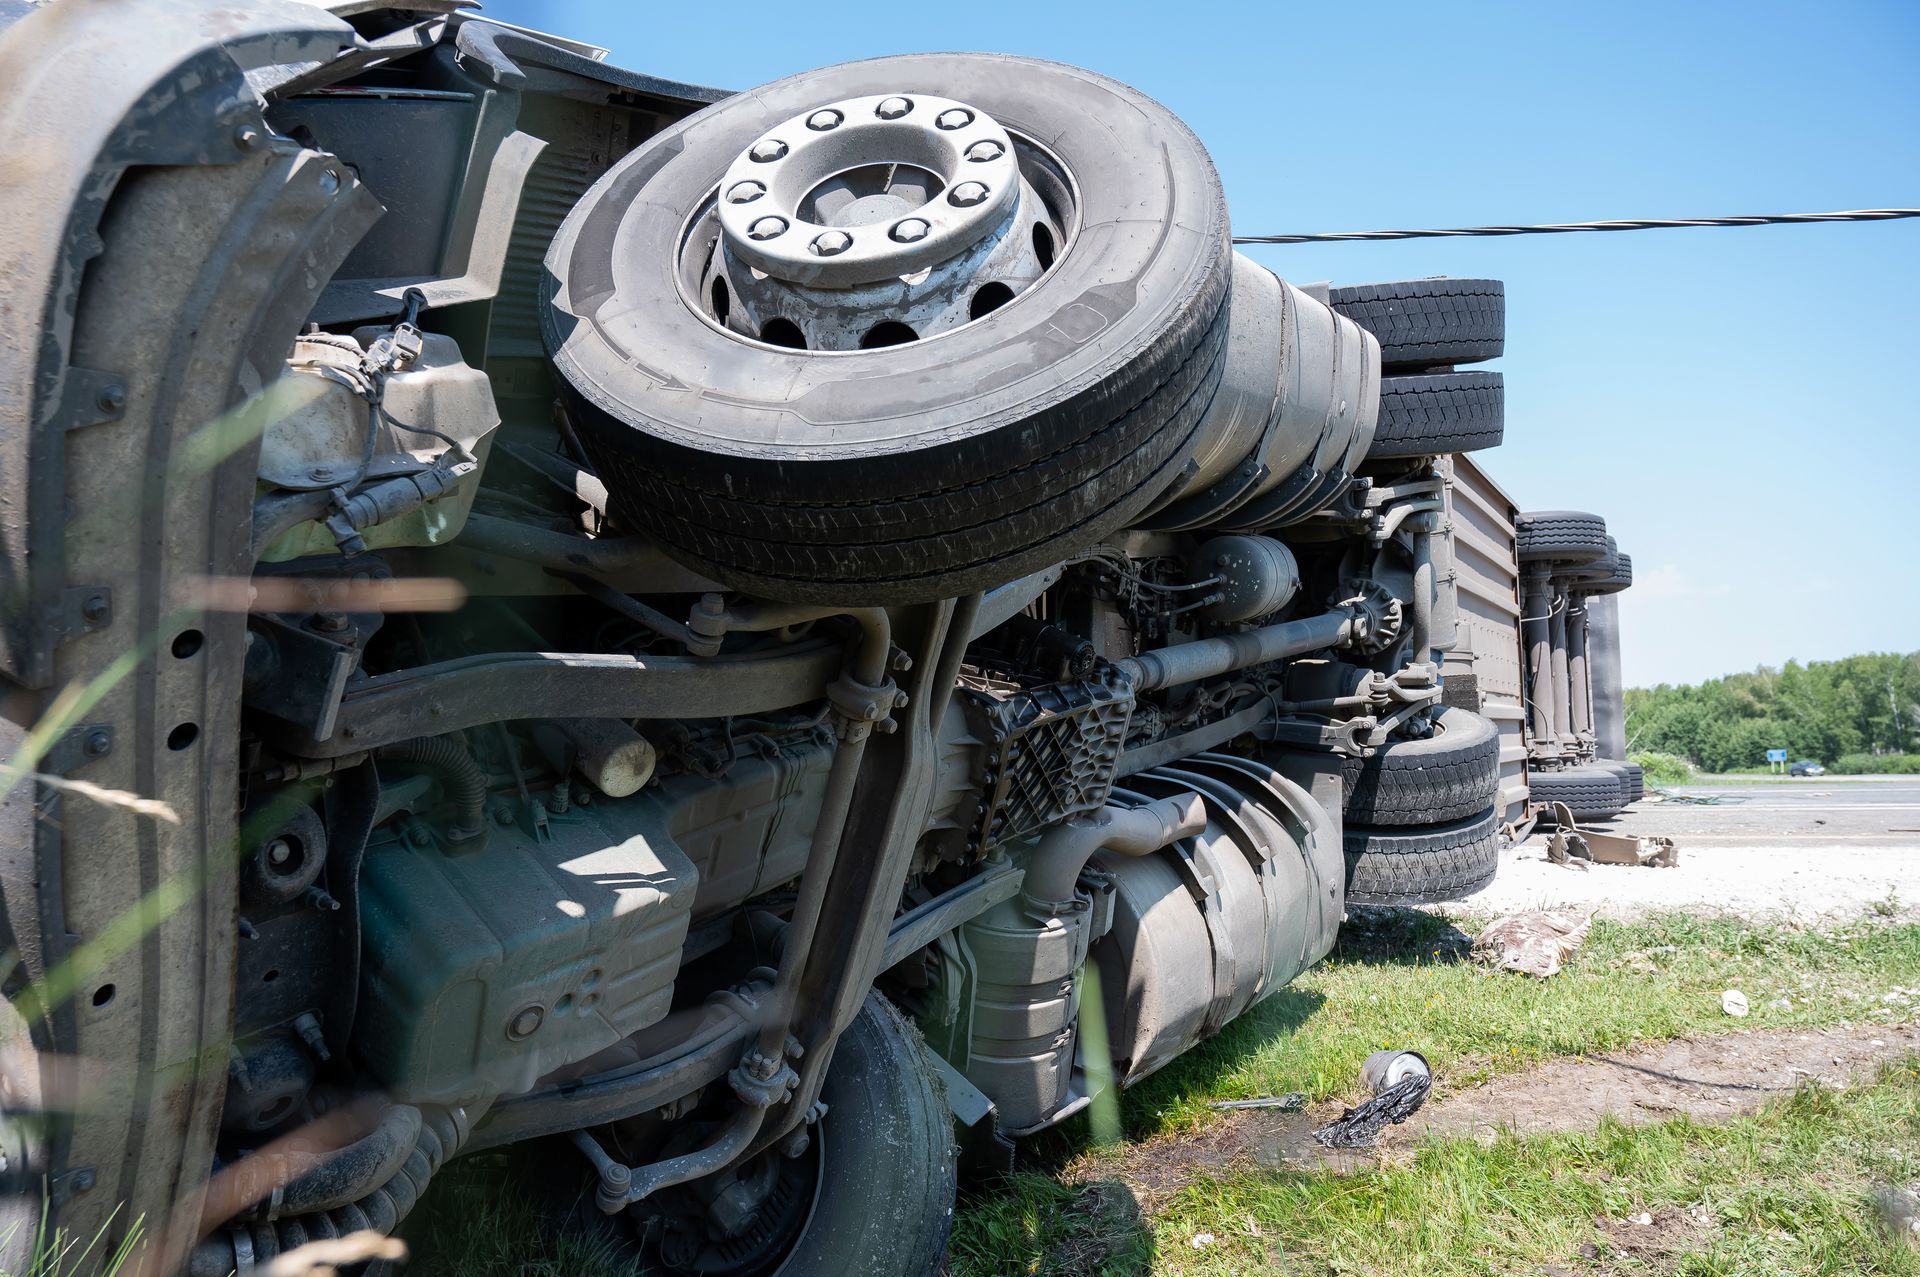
[[1650, 788, 1748, 805], [1312, 1072, 1432, 1149], [1722, 989, 1750, 1018], [1361, 1050, 1430, 1095], [1211, 1092, 1306, 1112], [1190, 1232, 1216, 1250], [1472, 910, 1594, 977], [1544, 801, 1679, 868]]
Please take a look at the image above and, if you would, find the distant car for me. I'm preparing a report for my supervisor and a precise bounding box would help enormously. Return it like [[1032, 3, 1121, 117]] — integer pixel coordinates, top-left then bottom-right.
[[1790, 760, 1826, 777]]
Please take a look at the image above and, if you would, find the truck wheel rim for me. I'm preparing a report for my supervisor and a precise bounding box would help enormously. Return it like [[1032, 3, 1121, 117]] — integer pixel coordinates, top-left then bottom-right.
[[681, 92, 1075, 351]]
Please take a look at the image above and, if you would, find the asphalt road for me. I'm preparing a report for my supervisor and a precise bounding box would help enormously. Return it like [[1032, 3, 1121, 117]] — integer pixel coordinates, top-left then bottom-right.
[[1459, 775, 1920, 921], [1615, 774, 1920, 847]]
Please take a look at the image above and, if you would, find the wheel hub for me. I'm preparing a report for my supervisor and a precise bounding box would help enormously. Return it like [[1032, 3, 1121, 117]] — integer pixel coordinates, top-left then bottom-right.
[[717, 93, 1020, 287], [693, 92, 1068, 351]]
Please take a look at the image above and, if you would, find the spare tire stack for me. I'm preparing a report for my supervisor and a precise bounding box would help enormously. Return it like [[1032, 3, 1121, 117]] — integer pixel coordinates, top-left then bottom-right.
[[1330, 278, 1506, 460]]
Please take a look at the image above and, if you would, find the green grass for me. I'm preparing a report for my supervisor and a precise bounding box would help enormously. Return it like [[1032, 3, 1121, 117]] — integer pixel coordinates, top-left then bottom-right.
[[1097, 910, 1920, 1139], [0, 1207, 143, 1277], [407, 911, 1920, 1275], [1631, 750, 1694, 786], [956, 1059, 1920, 1276], [404, 1153, 632, 1277]]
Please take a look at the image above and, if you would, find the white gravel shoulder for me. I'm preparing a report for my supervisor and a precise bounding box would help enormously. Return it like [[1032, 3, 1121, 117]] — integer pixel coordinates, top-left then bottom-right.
[[1453, 776, 1920, 923]]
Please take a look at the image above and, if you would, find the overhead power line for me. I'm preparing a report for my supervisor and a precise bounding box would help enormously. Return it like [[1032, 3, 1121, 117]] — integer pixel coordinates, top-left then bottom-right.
[[1231, 207, 1920, 246]]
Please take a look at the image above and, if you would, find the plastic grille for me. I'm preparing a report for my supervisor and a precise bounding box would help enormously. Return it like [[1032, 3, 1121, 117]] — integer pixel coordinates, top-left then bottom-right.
[[961, 665, 1134, 853]]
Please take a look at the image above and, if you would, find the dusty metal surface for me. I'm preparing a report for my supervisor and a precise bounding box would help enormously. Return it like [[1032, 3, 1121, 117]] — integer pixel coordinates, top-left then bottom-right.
[[1436, 453, 1531, 825]]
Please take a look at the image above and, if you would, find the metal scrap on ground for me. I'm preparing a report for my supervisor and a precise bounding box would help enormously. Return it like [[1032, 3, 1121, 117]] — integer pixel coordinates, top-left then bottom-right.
[[1210, 1092, 1307, 1112], [1544, 802, 1680, 869]]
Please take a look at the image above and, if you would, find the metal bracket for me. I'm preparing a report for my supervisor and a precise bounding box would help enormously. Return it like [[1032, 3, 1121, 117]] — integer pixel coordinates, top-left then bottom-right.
[[53, 586, 113, 642], [47, 1165, 96, 1207], [40, 724, 114, 776], [52, 367, 128, 433]]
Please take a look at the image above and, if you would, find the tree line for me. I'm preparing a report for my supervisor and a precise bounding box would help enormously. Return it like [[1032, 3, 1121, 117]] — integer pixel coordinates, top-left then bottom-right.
[[1626, 651, 1919, 773]]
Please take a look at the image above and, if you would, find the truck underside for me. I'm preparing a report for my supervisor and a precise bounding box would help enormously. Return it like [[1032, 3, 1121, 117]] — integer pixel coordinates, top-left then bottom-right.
[[0, 3, 1630, 1272]]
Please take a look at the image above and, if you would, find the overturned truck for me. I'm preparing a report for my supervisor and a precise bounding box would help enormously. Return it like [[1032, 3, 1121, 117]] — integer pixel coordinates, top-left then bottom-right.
[[0, 3, 1611, 1272]]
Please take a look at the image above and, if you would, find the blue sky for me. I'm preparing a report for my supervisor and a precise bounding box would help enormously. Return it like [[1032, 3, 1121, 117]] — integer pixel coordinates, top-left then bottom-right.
[[493, 0, 1919, 687]]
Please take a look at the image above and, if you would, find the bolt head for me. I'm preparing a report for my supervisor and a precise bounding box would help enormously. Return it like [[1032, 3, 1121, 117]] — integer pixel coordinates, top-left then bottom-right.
[[726, 180, 766, 204], [266, 838, 293, 867], [806, 109, 843, 131], [935, 108, 974, 130], [875, 96, 913, 119], [308, 465, 333, 481], [748, 216, 789, 240], [95, 383, 126, 414], [810, 230, 852, 256], [949, 181, 990, 207], [84, 729, 111, 757], [749, 138, 789, 162], [80, 593, 109, 623], [232, 124, 263, 151], [890, 218, 931, 243], [964, 139, 1005, 162]]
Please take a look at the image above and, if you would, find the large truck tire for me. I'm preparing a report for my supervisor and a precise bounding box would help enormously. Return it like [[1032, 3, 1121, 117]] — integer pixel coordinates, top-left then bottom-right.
[[1531, 765, 1627, 822], [1516, 511, 1609, 565], [1329, 277, 1504, 369], [708, 994, 957, 1277], [544, 53, 1232, 603], [1342, 807, 1501, 906], [1367, 372, 1505, 459], [1342, 706, 1501, 826]]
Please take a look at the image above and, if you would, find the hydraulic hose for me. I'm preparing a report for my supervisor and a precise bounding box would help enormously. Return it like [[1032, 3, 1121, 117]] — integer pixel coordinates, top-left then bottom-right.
[[376, 736, 489, 848], [188, 1105, 472, 1277]]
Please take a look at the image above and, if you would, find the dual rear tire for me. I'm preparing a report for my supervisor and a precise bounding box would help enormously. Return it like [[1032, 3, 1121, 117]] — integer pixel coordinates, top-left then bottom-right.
[[1340, 707, 1503, 905]]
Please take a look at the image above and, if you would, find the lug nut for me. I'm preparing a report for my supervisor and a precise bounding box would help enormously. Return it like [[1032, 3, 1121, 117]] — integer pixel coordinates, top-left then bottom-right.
[[810, 230, 852, 256], [890, 218, 930, 243], [935, 108, 974, 130], [806, 109, 843, 131], [748, 216, 789, 240], [726, 180, 766, 204], [749, 138, 788, 162], [875, 96, 913, 119], [964, 139, 1005, 162], [949, 181, 990, 207]]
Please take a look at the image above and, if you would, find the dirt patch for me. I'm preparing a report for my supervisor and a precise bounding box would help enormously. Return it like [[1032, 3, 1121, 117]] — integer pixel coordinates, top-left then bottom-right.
[[1076, 1022, 1919, 1206], [1398, 1020, 1920, 1147], [1579, 1202, 1720, 1271]]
